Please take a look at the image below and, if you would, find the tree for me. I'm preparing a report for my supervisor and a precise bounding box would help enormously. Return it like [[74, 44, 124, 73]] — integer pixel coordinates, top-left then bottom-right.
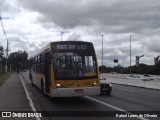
[[8, 50, 28, 71], [0, 46, 5, 73], [0, 46, 4, 61], [98, 61, 160, 75]]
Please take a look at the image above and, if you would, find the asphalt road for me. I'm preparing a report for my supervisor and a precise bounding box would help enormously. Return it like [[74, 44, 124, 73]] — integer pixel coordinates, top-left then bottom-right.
[[20, 71, 160, 120]]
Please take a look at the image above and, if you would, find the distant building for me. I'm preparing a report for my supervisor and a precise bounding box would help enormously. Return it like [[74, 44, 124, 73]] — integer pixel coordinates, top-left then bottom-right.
[[154, 56, 160, 65], [136, 55, 144, 67]]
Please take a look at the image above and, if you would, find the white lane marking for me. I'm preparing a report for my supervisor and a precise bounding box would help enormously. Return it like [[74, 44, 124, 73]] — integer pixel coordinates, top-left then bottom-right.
[[119, 88, 135, 93], [21, 75, 29, 76], [85, 96, 149, 120], [19, 74, 41, 120]]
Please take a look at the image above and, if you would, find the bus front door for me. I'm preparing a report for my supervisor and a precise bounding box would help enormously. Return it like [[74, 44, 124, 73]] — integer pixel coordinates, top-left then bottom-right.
[[45, 52, 50, 94]]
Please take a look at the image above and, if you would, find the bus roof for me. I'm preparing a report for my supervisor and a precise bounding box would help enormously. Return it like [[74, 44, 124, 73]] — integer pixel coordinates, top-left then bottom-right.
[[29, 41, 93, 59]]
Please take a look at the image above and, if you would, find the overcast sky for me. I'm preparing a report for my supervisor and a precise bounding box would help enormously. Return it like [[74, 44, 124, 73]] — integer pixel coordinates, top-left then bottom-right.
[[0, 0, 160, 67]]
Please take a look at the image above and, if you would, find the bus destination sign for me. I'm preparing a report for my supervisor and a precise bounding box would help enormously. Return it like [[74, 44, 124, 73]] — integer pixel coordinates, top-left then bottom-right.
[[52, 44, 88, 51]]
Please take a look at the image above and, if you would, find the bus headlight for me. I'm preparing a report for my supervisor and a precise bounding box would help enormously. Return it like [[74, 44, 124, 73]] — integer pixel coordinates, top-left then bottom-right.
[[109, 83, 112, 87], [56, 83, 61, 88], [93, 82, 97, 86]]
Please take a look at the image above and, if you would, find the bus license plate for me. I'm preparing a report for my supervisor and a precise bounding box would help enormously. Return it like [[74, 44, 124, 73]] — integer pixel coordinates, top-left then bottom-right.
[[102, 88, 108, 91], [75, 89, 83, 93]]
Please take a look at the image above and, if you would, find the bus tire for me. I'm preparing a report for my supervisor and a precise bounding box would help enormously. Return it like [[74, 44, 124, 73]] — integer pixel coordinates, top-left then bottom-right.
[[106, 88, 112, 95], [106, 90, 111, 95]]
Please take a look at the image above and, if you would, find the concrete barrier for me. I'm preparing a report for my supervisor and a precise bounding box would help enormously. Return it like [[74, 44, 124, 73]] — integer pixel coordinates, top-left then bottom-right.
[[102, 73, 160, 90], [103, 73, 128, 79]]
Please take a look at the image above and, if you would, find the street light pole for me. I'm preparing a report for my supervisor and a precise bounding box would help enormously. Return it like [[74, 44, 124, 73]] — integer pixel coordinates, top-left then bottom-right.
[[60, 31, 70, 41], [130, 35, 133, 74], [101, 35, 104, 66], [61, 32, 63, 41], [6, 40, 9, 73]]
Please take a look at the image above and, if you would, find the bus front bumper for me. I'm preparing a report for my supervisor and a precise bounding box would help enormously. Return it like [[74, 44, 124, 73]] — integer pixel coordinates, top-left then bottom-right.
[[51, 86, 100, 97]]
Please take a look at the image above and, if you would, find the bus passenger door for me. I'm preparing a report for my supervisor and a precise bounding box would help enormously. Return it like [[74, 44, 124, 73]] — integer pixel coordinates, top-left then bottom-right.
[[45, 52, 50, 94]]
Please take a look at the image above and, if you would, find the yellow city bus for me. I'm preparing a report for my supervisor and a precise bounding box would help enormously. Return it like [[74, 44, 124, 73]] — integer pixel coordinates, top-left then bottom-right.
[[29, 41, 100, 97]]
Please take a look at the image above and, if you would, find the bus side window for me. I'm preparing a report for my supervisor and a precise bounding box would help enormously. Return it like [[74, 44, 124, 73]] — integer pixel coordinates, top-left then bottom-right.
[[33, 57, 36, 72], [40, 53, 45, 74], [46, 52, 51, 64], [36, 55, 40, 73]]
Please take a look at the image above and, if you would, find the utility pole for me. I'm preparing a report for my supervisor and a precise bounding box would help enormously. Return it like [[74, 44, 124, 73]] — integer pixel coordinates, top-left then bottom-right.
[[130, 35, 133, 74], [101, 35, 104, 66], [0, 10, 9, 73]]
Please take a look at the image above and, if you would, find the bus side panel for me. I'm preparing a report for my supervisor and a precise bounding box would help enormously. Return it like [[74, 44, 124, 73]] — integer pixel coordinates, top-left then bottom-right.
[[93, 45, 100, 87], [50, 64, 56, 88]]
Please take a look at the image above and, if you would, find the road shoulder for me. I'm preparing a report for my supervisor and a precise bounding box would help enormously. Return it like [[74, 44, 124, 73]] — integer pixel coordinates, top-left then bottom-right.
[[0, 73, 35, 119]]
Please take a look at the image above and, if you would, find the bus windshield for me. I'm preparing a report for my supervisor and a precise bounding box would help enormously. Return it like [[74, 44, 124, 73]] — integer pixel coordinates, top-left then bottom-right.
[[53, 52, 97, 80]]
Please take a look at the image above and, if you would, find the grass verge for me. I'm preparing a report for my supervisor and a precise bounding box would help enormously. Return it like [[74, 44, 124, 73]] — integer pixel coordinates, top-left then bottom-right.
[[0, 72, 13, 87]]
